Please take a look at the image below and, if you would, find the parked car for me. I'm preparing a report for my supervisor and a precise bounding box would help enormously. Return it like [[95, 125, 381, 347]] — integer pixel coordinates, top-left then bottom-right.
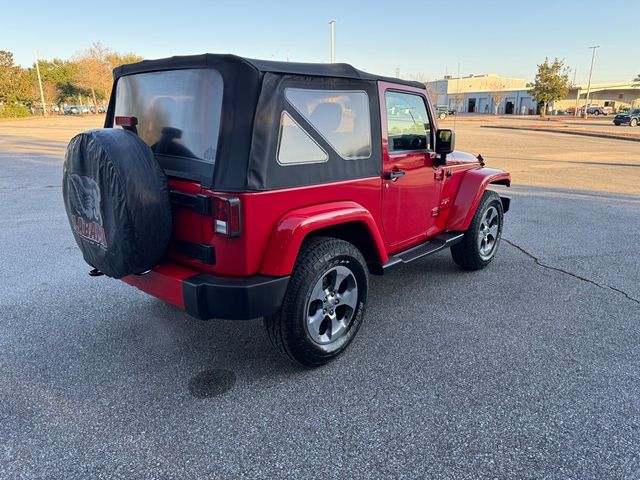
[[586, 105, 613, 116], [63, 105, 81, 115], [613, 108, 640, 126], [435, 104, 456, 119], [62, 54, 511, 366]]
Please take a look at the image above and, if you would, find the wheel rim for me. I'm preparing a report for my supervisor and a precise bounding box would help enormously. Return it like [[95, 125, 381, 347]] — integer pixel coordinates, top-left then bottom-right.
[[305, 265, 358, 345], [477, 205, 500, 260]]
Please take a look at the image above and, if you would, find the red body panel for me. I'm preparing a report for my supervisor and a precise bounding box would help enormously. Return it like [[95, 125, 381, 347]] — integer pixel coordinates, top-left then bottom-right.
[[445, 168, 511, 231], [260, 200, 388, 276], [122, 262, 197, 308], [377, 81, 441, 246]]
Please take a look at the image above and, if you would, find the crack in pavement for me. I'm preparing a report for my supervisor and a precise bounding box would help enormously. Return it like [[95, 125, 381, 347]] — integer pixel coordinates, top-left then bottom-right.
[[504, 238, 640, 306]]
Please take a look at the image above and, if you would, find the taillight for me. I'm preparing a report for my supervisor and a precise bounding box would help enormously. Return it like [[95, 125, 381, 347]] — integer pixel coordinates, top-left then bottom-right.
[[212, 196, 242, 237]]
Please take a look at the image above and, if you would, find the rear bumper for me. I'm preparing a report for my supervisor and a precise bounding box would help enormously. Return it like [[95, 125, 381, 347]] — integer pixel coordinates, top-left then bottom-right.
[[123, 263, 289, 320]]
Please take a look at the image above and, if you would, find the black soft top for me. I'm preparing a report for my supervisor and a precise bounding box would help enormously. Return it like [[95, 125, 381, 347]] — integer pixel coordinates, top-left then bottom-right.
[[108, 54, 422, 191], [112, 53, 424, 89]]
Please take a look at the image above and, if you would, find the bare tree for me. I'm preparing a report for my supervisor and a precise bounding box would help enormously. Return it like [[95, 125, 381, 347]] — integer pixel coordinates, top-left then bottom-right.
[[486, 79, 508, 114], [73, 42, 142, 113], [449, 92, 465, 112]]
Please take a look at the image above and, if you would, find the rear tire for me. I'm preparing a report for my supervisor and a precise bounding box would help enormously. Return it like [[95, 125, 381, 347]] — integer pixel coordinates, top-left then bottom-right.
[[451, 190, 504, 270], [264, 236, 368, 367]]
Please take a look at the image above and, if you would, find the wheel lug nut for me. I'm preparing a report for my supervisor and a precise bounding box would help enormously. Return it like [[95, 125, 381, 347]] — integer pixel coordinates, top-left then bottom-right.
[[323, 308, 327, 313]]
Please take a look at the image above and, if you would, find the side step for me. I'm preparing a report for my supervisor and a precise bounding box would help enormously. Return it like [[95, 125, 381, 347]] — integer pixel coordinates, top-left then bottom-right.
[[381, 232, 464, 272]]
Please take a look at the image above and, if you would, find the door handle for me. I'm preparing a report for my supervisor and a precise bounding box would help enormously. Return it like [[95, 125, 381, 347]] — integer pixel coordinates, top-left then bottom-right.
[[384, 170, 406, 181]]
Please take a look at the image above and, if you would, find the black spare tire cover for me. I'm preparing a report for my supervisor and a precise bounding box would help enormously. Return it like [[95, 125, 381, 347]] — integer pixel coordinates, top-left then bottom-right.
[[62, 128, 172, 278]]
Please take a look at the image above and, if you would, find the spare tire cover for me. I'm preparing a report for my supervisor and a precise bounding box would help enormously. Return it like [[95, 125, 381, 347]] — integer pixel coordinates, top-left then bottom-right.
[[62, 128, 172, 278]]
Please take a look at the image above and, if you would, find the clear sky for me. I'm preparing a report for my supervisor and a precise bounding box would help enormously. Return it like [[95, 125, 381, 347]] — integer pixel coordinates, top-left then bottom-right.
[[2, 0, 637, 84]]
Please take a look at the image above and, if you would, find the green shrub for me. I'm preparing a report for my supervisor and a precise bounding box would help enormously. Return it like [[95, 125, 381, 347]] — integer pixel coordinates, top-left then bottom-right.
[[0, 103, 31, 118]]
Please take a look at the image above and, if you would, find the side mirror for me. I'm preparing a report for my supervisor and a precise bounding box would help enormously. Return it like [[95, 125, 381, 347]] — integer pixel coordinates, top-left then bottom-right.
[[434, 128, 455, 166]]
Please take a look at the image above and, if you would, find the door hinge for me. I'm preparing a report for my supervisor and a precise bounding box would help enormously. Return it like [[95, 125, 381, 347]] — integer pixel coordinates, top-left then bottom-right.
[[434, 170, 444, 181], [170, 191, 212, 216], [431, 207, 440, 217]]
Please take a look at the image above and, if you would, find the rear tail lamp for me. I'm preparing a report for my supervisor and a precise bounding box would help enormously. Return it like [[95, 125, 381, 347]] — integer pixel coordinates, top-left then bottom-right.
[[212, 196, 242, 237]]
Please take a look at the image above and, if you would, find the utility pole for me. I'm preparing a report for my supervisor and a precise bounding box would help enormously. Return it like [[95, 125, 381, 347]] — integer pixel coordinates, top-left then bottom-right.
[[583, 46, 599, 118], [34, 51, 47, 116], [329, 20, 335, 63]]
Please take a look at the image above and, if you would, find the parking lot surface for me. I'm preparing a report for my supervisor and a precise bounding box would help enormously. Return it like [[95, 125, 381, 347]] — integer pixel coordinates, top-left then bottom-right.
[[1, 117, 639, 479]]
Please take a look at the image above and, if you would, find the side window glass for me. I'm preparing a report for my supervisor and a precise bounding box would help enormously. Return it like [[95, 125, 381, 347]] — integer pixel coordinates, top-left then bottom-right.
[[385, 91, 432, 152], [277, 111, 328, 165], [285, 88, 371, 160]]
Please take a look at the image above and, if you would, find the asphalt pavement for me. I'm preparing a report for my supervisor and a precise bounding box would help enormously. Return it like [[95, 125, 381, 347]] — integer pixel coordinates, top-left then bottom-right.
[[1, 120, 640, 479]]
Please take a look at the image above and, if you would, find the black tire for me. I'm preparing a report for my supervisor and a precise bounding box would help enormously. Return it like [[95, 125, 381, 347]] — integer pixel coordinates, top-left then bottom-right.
[[264, 236, 368, 367], [614, 122, 621, 126], [593, 110, 600, 116], [451, 190, 504, 270], [631, 118, 638, 127]]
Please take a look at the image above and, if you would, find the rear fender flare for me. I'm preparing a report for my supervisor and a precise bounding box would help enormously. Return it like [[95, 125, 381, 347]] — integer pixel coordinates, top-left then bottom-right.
[[259, 201, 388, 277], [445, 168, 511, 232]]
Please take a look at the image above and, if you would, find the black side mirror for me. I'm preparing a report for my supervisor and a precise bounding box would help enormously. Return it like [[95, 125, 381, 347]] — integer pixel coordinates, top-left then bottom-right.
[[434, 128, 455, 166]]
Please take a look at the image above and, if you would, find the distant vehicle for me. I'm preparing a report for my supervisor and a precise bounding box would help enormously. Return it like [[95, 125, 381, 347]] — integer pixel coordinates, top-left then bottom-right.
[[586, 105, 613, 116], [90, 105, 106, 114], [613, 108, 640, 126], [435, 105, 456, 119], [64, 105, 82, 115], [80, 106, 90, 114]]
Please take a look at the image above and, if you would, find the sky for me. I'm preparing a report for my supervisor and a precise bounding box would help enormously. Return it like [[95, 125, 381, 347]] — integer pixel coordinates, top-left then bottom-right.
[[2, 0, 637, 85]]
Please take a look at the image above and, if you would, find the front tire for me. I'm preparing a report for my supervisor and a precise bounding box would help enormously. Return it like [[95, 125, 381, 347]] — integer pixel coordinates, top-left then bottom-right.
[[451, 190, 504, 270], [439, 112, 447, 120], [264, 236, 368, 367], [631, 118, 638, 127]]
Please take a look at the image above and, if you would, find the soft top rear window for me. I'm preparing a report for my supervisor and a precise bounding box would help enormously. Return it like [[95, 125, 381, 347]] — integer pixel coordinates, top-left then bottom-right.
[[113, 68, 223, 182]]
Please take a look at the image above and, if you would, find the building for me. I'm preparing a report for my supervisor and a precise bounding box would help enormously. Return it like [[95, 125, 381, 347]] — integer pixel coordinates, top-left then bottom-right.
[[427, 74, 640, 115], [554, 81, 640, 113], [426, 74, 538, 115]]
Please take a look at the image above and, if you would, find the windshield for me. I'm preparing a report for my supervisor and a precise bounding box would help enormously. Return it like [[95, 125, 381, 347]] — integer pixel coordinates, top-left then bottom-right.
[[113, 68, 223, 181]]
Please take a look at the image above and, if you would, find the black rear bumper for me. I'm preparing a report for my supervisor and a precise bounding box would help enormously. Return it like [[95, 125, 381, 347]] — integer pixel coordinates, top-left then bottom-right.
[[182, 274, 290, 320]]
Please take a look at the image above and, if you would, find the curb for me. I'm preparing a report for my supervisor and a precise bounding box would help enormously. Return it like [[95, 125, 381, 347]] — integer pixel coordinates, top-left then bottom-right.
[[480, 125, 640, 143]]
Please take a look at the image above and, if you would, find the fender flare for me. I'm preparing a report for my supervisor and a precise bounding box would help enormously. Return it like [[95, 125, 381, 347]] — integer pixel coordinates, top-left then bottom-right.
[[259, 201, 388, 277], [445, 168, 511, 232]]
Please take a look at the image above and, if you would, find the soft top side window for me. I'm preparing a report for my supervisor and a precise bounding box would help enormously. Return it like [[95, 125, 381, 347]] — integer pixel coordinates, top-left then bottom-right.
[[285, 88, 372, 160], [385, 91, 432, 152]]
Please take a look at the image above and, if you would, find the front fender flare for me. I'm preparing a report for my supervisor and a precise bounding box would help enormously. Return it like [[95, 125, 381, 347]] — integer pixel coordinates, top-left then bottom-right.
[[259, 201, 388, 277], [445, 168, 511, 232]]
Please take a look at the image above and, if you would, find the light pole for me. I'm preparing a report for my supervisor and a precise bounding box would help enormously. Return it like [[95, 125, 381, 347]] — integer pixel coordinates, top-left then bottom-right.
[[583, 45, 599, 118], [34, 51, 47, 116], [329, 20, 335, 63]]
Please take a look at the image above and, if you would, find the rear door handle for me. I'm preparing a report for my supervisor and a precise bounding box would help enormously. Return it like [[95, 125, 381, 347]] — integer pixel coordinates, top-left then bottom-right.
[[384, 170, 406, 181]]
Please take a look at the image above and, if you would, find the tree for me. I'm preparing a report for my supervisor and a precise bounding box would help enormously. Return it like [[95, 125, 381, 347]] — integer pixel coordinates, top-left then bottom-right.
[[486, 79, 508, 114], [72, 42, 142, 112], [528, 58, 570, 117], [449, 92, 465, 112], [635, 74, 640, 82], [0, 51, 33, 103]]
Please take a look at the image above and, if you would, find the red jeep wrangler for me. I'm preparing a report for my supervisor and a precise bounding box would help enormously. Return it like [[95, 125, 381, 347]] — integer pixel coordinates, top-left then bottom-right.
[[63, 54, 511, 366]]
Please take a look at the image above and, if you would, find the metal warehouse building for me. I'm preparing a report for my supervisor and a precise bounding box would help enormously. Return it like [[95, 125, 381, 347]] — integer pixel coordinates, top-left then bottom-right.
[[426, 74, 538, 115], [427, 75, 640, 115]]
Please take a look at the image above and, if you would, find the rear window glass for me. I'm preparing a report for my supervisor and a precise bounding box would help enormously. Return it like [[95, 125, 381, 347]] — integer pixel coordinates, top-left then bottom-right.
[[113, 69, 223, 163], [285, 88, 371, 160]]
